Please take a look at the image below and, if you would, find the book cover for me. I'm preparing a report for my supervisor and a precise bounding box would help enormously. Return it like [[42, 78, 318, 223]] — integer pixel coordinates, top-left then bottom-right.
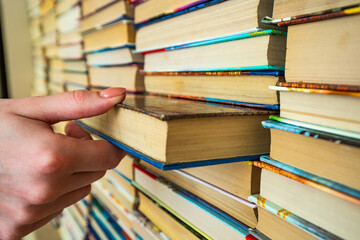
[[276, 82, 360, 92], [248, 194, 342, 240], [256, 156, 360, 204], [269, 115, 360, 140], [269, 85, 360, 97], [262, 4, 360, 26], [134, 29, 286, 55], [114, 95, 276, 121], [262, 120, 360, 147]]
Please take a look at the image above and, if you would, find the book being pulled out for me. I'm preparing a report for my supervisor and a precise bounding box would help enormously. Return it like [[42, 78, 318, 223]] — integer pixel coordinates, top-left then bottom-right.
[[79, 94, 275, 169]]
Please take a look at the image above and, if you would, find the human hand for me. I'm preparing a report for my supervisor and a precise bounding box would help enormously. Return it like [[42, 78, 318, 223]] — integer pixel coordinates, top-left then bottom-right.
[[0, 88, 126, 239]]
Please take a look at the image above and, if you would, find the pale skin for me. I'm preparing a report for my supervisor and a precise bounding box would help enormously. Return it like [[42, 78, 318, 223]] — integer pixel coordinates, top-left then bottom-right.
[[0, 87, 127, 239]]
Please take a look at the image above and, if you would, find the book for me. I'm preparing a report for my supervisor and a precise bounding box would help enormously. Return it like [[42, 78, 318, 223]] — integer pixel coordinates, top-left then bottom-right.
[[144, 71, 283, 109], [263, 120, 360, 190], [271, 85, 360, 133], [57, 4, 81, 34], [58, 43, 83, 60], [114, 154, 136, 181], [135, 0, 282, 52], [79, 95, 274, 169], [139, 160, 259, 228], [80, 0, 133, 33], [89, 65, 144, 92], [82, 0, 117, 16], [56, 0, 79, 15], [92, 182, 134, 237], [58, 30, 82, 45], [248, 195, 341, 240], [86, 46, 143, 67], [263, 0, 360, 26], [259, 167, 360, 239], [284, 14, 360, 85], [134, 0, 208, 25], [64, 71, 88, 86], [138, 192, 200, 240], [143, 30, 286, 72], [256, 156, 360, 203], [131, 210, 171, 240], [82, 20, 135, 52], [64, 60, 87, 73], [134, 165, 250, 240]]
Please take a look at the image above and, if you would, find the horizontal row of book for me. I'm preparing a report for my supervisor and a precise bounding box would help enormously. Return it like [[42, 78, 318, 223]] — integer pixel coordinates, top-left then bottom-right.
[[27, 0, 360, 239]]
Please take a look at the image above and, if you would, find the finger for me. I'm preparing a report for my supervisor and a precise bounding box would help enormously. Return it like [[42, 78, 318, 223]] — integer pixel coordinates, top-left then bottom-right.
[[55, 134, 126, 172], [19, 185, 92, 225], [18, 210, 63, 238], [12, 88, 126, 124], [65, 171, 106, 194], [65, 121, 92, 140]]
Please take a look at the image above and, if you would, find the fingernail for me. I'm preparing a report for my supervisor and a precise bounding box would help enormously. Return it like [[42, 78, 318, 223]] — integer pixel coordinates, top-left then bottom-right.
[[100, 88, 126, 98]]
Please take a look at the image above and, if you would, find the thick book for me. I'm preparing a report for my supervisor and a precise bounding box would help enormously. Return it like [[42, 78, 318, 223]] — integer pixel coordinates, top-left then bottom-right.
[[139, 160, 259, 228], [262, 1, 360, 26], [58, 43, 83, 60], [89, 65, 144, 92], [144, 70, 283, 109], [82, 20, 135, 52], [80, 0, 133, 33], [262, 120, 360, 190], [259, 166, 360, 239], [134, 0, 213, 25], [131, 211, 171, 240], [134, 164, 251, 240], [143, 30, 286, 72], [56, 0, 79, 15], [85, 45, 143, 67], [82, 0, 118, 16], [271, 85, 360, 133], [248, 195, 341, 240], [57, 4, 81, 34], [138, 192, 200, 240], [256, 156, 360, 204], [284, 14, 360, 85], [135, 0, 282, 52], [92, 181, 134, 234], [79, 94, 274, 169]]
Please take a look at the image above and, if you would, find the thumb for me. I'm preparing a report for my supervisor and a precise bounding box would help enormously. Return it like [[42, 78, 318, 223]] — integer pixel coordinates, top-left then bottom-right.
[[13, 88, 126, 124]]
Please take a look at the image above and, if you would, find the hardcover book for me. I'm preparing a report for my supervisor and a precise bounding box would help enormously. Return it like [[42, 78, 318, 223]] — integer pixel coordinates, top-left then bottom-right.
[[79, 94, 274, 169], [262, 1, 360, 26], [248, 195, 341, 240], [271, 85, 360, 133], [139, 160, 259, 228], [89, 65, 144, 92], [259, 166, 360, 239], [134, 164, 251, 240], [263, 120, 360, 189], [80, 0, 133, 33], [135, 0, 283, 52], [142, 30, 286, 72], [283, 14, 360, 85], [144, 70, 283, 109], [82, 20, 134, 52]]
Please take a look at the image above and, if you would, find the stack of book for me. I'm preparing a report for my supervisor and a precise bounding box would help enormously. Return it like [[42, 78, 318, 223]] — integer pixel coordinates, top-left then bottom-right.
[[56, 0, 88, 92], [81, 0, 144, 92], [248, 1, 360, 240], [77, 0, 287, 239], [27, 0, 49, 96]]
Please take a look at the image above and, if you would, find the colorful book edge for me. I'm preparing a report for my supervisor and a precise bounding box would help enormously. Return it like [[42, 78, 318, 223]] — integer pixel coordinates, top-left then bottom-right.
[[262, 120, 360, 147], [248, 194, 342, 240]]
